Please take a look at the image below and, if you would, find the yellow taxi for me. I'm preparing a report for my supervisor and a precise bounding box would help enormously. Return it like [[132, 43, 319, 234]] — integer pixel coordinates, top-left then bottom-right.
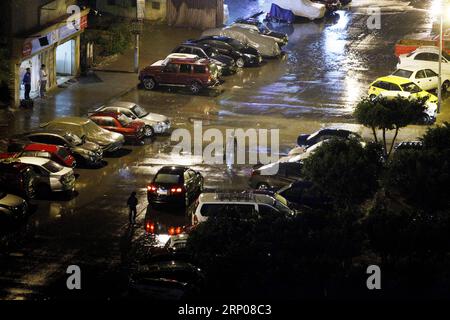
[[368, 75, 438, 102]]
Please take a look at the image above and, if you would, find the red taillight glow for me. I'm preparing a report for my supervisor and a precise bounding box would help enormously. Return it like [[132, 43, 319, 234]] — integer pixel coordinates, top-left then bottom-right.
[[145, 221, 155, 233], [168, 226, 183, 235], [147, 184, 157, 192], [170, 186, 183, 193]]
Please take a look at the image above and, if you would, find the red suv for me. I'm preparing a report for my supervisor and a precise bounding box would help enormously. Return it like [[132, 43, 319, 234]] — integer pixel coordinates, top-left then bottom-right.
[[89, 112, 145, 144], [0, 143, 76, 168], [139, 54, 221, 94]]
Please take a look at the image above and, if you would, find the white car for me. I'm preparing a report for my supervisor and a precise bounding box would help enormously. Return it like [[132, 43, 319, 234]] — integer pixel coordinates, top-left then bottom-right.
[[17, 157, 76, 195], [273, 0, 326, 20], [92, 101, 171, 137], [391, 67, 450, 92], [191, 192, 294, 225], [397, 46, 450, 90]]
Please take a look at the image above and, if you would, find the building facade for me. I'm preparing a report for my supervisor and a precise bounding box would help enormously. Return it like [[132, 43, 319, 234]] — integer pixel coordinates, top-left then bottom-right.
[[95, 0, 167, 21], [0, 0, 89, 107]]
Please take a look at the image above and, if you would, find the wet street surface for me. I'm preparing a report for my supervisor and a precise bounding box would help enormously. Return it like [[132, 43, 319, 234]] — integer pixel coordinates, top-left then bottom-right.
[[0, 0, 448, 299]]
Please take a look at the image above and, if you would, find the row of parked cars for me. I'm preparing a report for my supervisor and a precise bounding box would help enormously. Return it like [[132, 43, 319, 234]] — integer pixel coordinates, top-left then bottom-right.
[[368, 46, 450, 124], [138, 19, 289, 94], [0, 101, 171, 226]]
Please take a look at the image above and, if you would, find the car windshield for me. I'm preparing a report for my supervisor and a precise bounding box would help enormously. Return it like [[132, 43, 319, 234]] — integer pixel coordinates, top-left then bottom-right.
[[273, 199, 292, 215], [56, 147, 70, 159], [131, 105, 148, 118], [401, 82, 421, 93], [393, 69, 413, 78], [228, 39, 245, 50], [117, 114, 132, 127], [83, 120, 105, 135], [42, 160, 64, 173], [64, 132, 82, 146], [205, 47, 218, 57], [155, 173, 181, 184]]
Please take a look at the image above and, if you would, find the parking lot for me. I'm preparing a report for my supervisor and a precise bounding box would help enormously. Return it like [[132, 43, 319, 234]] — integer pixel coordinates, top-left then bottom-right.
[[0, 0, 448, 299]]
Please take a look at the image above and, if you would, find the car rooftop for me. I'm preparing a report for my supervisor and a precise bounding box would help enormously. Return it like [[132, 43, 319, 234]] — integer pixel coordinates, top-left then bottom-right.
[[158, 166, 189, 174], [106, 101, 136, 109], [199, 192, 277, 204], [24, 143, 59, 152], [16, 156, 52, 166], [47, 117, 90, 125]]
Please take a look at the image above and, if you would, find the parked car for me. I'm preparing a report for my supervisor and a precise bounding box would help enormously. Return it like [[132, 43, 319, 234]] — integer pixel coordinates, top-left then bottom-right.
[[89, 101, 171, 137], [144, 206, 190, 237], [128, 261, 205, 300], [8, 130, 103, 167], [397, 46, 450, 88], [368, 76, 438, 123], [201, 26, 281, 58], [12, 157, 76, 197], [191, 36, 262, 67], [89, 112, 145, 144], [231, 21, 288, 47], [139, 54, 221, 94], [0, 191, 28, 226], [0, 143, 76, 168], [147, 166, 204, 207], [276, 180, 330, 209], [40, 117, 125, 153], [250, 161, 303, 190], [172, 43, 237, 75], [191, 192, 294, 225], [297, 128, 361, 148], [270, 0, 326, 20], [391, 67, 450, 92], [0, 161, 37, 199]]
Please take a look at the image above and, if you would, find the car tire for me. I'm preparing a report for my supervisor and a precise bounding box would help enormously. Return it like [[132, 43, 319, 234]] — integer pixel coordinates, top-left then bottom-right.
[[369, 94, 377, 101], [143, 77, 157, 91], [422, 113, 432, 125], [190, 82, 201, 94], [442, 81, 450, 93], [25, 178, 36, 200], [236, 57, 245, 68], [144, 125, 154, 137]]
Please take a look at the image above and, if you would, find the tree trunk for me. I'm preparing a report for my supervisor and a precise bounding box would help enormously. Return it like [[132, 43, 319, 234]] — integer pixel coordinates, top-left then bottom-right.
[[382, 128, 387, 159], [371, 126, 378, 143], [387, 127, 399, 157]]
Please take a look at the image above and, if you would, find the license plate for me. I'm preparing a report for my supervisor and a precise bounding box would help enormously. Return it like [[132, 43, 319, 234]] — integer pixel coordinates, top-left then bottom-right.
[[157, 188, 168, 195]]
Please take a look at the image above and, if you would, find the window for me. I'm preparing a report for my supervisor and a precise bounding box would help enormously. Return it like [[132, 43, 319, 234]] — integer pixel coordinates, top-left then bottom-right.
[[401, 82, 421, 93], [179, 64, 191, 74], [155, 174, 181, 184], [164, 63, 179, 73], [193, 65, 206, 74], [425, 69, 438, 77], [415, 70, 427, 79], [285, 162, 302, 177], [176, 46, 192, 54], [388, 83, 401, 91], [200, 204, 256, 219], [392, 69, 413, 78], [414, 53, 431, 61], [258, 204, 279, 216], [152, 1, 160, 10], [193, 49, 207, 58]]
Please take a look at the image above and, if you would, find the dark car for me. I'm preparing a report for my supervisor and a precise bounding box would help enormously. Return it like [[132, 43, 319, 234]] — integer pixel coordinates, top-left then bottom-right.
[[249, 161, 303, 191], [147, 166, 204, 207], [139, 54, 221, 94], [189, 36, 262, 67], [0, 161, 37, 199], [89, 112, 145, 144], [276, 180, 330, 209], [128, 261, 205, 300], [8, 130, 103, 167], [0, 191, 29, 230], [233, 18, 289, 46], [172, 43, 237, 75], [297, 128, 362, 148]]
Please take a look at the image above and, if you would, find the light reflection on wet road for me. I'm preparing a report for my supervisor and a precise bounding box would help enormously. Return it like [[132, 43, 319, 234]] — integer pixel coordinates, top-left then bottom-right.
[[0, 0, 445, 299]]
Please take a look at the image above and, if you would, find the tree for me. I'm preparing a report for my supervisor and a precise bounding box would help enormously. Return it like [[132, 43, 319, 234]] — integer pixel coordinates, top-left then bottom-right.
[[301, 138, 383, 208], [354, 96, 426, 159], [421, 121, 450, 150]]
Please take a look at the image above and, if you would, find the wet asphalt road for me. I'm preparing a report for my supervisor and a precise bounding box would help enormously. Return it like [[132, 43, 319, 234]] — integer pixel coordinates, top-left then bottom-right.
[[0, 0, 447, 299]]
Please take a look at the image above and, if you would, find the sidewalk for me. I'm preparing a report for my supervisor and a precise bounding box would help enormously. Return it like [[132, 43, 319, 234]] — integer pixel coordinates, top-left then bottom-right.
[[0, 24, 201, 139]]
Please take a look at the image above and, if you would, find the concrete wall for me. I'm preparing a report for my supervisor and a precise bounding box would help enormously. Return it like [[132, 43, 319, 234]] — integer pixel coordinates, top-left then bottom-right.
[[96, 0, 167, 21]]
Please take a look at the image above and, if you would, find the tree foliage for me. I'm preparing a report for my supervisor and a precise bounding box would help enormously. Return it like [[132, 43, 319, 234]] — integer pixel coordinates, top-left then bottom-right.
[[301, 138, 383, 208], [354, 96, 426, 158]]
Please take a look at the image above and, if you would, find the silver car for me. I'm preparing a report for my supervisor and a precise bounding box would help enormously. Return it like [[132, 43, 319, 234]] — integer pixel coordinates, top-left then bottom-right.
[[201, 26, 281, 58], [0, 191, 28, 221], [41, 117, 125, 153], [90, 101, 171, 137]]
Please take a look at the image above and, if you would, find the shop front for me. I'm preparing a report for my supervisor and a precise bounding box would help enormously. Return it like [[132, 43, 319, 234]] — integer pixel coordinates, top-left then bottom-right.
[[11, 9, 89, 107]]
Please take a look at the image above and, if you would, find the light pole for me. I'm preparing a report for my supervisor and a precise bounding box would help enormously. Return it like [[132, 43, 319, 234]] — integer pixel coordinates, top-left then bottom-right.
[[438, 13, 443, 113]]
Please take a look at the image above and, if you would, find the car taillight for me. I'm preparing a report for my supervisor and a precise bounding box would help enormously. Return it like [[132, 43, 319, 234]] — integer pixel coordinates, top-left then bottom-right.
[[147, 184, 157, 192], [170, 186, 184, 194], [168, 226, 183, 236], [251, 170, 259, 176], [145, 221, 155, 233]]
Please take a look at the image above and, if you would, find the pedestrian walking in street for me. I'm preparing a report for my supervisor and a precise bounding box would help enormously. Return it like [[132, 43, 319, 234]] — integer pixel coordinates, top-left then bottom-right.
[[22, 68, 31, 100], [39, 64, 48, 98], [127, 191, 138, 225]]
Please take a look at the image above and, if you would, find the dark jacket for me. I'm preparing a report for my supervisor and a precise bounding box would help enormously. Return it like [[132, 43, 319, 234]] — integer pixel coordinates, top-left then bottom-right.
[[22, 72, 31, 85], [127, 195, 138, 208]]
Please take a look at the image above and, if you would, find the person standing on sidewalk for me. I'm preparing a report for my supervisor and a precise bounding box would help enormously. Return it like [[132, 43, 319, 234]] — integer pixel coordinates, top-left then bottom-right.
[[39, 64, 48, 98], [127, 191, 138, 225], [22, 68, 31, 100]]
